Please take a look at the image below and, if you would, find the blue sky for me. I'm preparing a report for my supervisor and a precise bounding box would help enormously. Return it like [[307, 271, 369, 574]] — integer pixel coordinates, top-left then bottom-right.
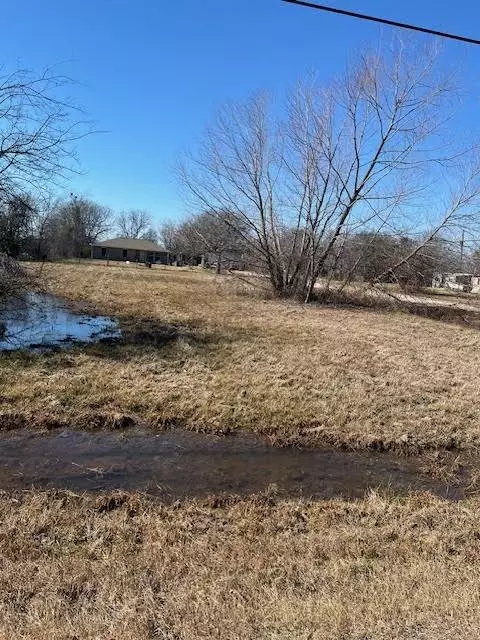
[[3, 1, 480, 223]]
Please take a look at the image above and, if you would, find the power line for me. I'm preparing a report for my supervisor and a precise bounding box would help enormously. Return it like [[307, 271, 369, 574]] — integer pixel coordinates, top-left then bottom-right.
[[281, 0, 480, 46]]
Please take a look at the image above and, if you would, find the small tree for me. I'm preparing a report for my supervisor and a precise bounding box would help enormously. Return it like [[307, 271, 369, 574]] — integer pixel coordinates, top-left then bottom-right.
[[0, 195, 37, 258]]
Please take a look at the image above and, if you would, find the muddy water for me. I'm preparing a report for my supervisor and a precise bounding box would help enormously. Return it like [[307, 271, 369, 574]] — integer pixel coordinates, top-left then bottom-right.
[[0, 293, 120, 351], [0, 428, 466, 500]]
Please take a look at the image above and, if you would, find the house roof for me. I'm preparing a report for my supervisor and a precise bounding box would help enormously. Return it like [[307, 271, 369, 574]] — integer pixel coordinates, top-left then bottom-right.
[[93, 237, 167, 252]]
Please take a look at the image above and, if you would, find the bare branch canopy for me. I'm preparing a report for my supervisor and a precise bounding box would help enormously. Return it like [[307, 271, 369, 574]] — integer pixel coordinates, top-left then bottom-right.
[[179, 38, 480, 300]]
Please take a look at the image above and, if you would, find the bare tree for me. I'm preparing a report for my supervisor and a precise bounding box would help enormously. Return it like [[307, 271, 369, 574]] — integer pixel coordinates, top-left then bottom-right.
[[180, 39, 480, 300], [0, 64, 90, 306], [141, 226, 159, 243], [332, 232, 462, 288], [159, 221, 196, 264], [159, 221, 182, 254], [30, 193, 59, 259], [46, 195, 112, 258], [0, 65, 87, 204], [116, 209, 154, 238], [160, 212, 249, 271], [179, 211, 247, 273]]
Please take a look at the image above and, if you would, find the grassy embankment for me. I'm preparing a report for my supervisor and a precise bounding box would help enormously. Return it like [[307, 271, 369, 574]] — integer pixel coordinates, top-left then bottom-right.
[[1, 261, 480, 451]]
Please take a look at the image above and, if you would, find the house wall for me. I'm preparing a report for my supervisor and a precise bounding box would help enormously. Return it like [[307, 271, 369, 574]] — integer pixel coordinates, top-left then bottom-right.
[[431, 272, 479, 293], [433, 273, 473, 293], [445, 274, 472, 293], [445, 281, 470, 292], [472, 277, 480, 294], [92, 246, 169, 264]]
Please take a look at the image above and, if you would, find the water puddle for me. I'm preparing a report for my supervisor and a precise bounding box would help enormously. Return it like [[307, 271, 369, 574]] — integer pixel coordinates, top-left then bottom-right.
[[0, 293, 120, 351], [0, 428, 467, 500]]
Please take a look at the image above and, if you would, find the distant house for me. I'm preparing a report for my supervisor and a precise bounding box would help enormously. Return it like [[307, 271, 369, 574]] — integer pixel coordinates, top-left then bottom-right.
[[432, 272, 480, 294], [91, 237, 169, 264]]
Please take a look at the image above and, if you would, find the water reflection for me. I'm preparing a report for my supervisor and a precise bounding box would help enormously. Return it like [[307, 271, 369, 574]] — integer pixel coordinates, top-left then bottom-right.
[[0, 292, 120, 351], [0, 428, 464, 500]]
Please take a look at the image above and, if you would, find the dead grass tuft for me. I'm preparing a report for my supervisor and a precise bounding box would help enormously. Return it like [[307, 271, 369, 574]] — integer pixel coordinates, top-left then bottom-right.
[[0, 410, 67, 431], [0, 411, 28, 431]]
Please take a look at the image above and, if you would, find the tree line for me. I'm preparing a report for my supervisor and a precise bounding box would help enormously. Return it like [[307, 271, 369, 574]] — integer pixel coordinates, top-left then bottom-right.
[[0, 194, 156, 260], [160, 211, 468, 286], [0, 194, 247, 269], [0, 191, 472, 287]]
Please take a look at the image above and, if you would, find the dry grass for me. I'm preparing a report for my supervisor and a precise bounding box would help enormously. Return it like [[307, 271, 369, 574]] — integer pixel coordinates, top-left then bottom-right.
[[2, 261, 480, 451], [3, 263, 480, 639], [0, 489, 479, 639]]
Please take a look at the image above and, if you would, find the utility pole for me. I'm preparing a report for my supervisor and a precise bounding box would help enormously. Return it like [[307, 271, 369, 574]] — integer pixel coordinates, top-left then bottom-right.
[[460, 230, 465, 270]]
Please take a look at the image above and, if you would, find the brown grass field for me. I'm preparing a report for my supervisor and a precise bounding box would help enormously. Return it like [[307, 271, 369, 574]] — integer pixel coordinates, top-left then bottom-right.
[[3, 262, 480, 639], [1, 490, 480, 640], [1, 261, 480, 451]]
